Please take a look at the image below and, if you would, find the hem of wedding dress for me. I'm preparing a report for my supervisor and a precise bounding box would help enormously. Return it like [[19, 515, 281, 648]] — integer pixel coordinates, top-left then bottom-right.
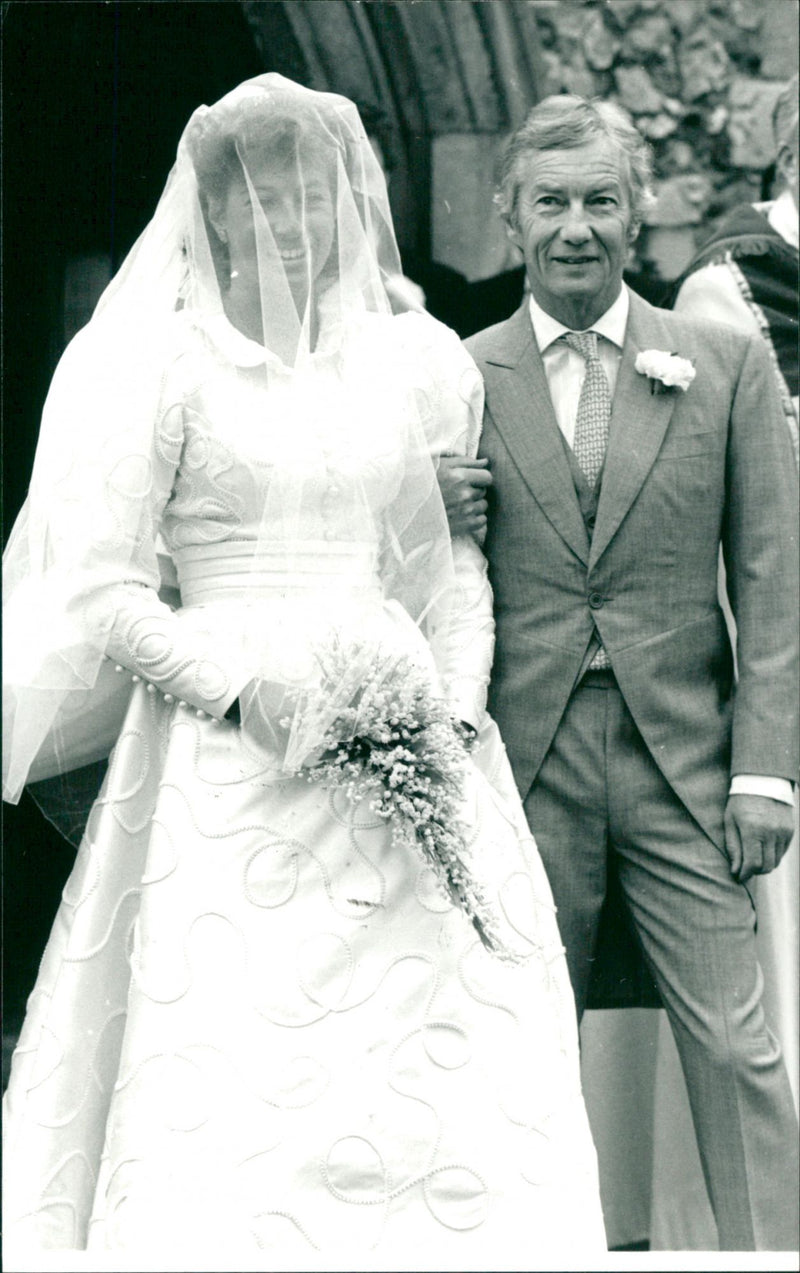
[[4, 1248, 799, 1273]]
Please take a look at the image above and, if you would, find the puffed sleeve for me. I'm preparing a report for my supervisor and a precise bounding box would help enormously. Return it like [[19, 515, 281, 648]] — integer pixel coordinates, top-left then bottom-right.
[[3, 317, 249, 801], [97, 388, 249, 720]]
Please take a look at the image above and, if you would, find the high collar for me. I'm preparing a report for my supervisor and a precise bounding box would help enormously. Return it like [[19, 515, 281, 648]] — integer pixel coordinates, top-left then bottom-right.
[[189, 286, 347, 369], [766, 189, 799, 250], [194, 310, 269, 368]]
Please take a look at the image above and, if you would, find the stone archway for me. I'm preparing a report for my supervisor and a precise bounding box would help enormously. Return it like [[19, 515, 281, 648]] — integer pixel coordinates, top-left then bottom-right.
[[242, 0, 546, 278]]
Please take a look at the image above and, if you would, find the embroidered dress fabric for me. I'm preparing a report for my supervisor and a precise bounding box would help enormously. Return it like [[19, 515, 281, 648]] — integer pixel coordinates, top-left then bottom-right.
[[2, 75, 605, 1263], [2, 76, 458, 797]]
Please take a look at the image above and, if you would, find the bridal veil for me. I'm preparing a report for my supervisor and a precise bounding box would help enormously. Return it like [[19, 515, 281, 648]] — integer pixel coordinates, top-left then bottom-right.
[[3, 74, 467, 801]]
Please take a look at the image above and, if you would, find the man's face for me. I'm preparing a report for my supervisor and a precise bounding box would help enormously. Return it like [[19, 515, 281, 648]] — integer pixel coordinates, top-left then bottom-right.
[[506, 138, 635, 329]]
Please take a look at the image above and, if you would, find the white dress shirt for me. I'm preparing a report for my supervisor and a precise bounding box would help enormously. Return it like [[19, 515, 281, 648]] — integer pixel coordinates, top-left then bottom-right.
[[528, 286, 627, 446], [769, 187, 800, 250], [674, 191, 799, 423], [528, 284, 793, 808]]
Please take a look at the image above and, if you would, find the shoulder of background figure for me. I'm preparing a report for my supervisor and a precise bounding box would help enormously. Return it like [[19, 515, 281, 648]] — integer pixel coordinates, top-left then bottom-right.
[[463, 311, 521, 362], [636, 289, 754, 359]]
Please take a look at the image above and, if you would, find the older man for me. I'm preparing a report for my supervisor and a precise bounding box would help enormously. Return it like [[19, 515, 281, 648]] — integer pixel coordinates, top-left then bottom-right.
[[443, 94, 799, 1251]]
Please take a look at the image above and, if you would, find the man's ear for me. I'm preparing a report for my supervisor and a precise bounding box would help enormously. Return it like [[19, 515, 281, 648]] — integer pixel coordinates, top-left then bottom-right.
[[777, 143, 797, 190], [504, 217, 523, 252]]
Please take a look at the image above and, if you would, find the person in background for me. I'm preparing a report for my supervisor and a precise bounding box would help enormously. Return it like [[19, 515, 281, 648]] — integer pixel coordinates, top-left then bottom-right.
[[439, 91, 799, 1250], [672, 74, 798, 462]]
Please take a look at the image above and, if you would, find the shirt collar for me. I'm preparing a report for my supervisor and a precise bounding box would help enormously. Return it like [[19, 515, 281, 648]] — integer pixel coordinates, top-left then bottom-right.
[[195, 311, 269, 367], [767, 190, 799, 251], [528, 284, 629, 353]]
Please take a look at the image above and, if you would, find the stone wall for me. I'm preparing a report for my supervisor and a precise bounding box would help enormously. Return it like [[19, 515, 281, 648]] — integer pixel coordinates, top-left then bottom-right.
[[240, 0, 798, 286], [530, 0, 799, 279]]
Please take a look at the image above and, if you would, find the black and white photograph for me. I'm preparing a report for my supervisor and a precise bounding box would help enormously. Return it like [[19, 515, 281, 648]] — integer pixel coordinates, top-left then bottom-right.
[[2, 2, 798, 1270]]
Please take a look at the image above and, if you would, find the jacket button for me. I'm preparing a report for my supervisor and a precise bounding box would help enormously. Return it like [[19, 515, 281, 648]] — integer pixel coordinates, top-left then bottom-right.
[[588, 591, 604, 609]]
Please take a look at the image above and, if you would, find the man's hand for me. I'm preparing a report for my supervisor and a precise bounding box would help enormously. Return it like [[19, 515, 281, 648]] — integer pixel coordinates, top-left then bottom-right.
[[437, 455, 493, 539], [723, 793, 795, 883]]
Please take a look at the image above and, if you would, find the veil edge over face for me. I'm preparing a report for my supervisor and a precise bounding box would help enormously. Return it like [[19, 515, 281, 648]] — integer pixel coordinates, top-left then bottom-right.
[[3, 74, 471, 806]]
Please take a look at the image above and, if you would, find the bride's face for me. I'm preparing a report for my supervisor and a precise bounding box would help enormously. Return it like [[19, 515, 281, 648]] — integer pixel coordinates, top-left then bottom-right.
[[219, 153, 336, 300]]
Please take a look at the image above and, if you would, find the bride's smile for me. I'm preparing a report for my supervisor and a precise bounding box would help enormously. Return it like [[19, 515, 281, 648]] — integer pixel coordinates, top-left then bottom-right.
[[2, 74, 608, 1261], [217, 163, 335, 300]]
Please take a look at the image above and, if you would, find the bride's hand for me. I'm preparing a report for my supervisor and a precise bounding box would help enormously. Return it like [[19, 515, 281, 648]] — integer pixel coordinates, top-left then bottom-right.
[[237, 677, 297, 754]]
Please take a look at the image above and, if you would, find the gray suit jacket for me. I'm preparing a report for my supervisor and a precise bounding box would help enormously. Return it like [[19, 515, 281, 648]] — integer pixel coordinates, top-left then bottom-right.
[[467, 289, 799, 853]]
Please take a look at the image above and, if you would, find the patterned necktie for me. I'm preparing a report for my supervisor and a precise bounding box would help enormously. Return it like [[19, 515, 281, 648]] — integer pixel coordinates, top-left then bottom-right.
[[563, 330, 611, 669], [563, 330, 611, 487]]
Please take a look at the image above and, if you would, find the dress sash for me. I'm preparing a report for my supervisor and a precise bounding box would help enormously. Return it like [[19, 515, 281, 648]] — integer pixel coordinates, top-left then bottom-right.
[[174, 540, 381, 604]]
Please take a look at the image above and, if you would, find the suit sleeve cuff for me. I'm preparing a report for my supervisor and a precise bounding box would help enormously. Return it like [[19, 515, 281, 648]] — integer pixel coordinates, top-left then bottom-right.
[[729, 775, 795, 806]]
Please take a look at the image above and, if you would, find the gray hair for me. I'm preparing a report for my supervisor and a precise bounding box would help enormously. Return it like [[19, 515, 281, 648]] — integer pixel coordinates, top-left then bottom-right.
[[495, 94, 654, 231]]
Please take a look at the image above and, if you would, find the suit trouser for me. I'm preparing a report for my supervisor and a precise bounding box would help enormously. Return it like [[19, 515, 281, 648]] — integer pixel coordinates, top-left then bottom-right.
[[523, 671, 799, 1252]]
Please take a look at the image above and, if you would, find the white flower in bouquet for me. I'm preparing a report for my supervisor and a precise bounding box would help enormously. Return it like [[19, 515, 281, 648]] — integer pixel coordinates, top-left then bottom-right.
[[291, 641, 518, 961]]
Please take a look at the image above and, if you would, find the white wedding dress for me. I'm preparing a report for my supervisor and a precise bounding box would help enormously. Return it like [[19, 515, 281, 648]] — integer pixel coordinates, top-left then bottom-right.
[[4, 311, 605, 1265]]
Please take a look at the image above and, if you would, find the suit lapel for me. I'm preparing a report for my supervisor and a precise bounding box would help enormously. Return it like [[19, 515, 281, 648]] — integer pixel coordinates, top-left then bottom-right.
[[483, 306, 590, 566], [589, 292, 681, 570]]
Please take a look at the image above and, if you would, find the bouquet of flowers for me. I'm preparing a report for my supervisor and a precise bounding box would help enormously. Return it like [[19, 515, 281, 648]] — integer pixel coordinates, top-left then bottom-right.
[[291, 641, 515, 959]]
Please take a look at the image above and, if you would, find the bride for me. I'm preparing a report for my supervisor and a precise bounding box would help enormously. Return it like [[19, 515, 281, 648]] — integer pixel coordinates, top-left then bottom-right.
[[3, 75, 606, 1265]]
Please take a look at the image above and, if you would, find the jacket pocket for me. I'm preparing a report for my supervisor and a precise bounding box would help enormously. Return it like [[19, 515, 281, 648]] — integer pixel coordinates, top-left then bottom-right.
[[658, 430, 719, 459]]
